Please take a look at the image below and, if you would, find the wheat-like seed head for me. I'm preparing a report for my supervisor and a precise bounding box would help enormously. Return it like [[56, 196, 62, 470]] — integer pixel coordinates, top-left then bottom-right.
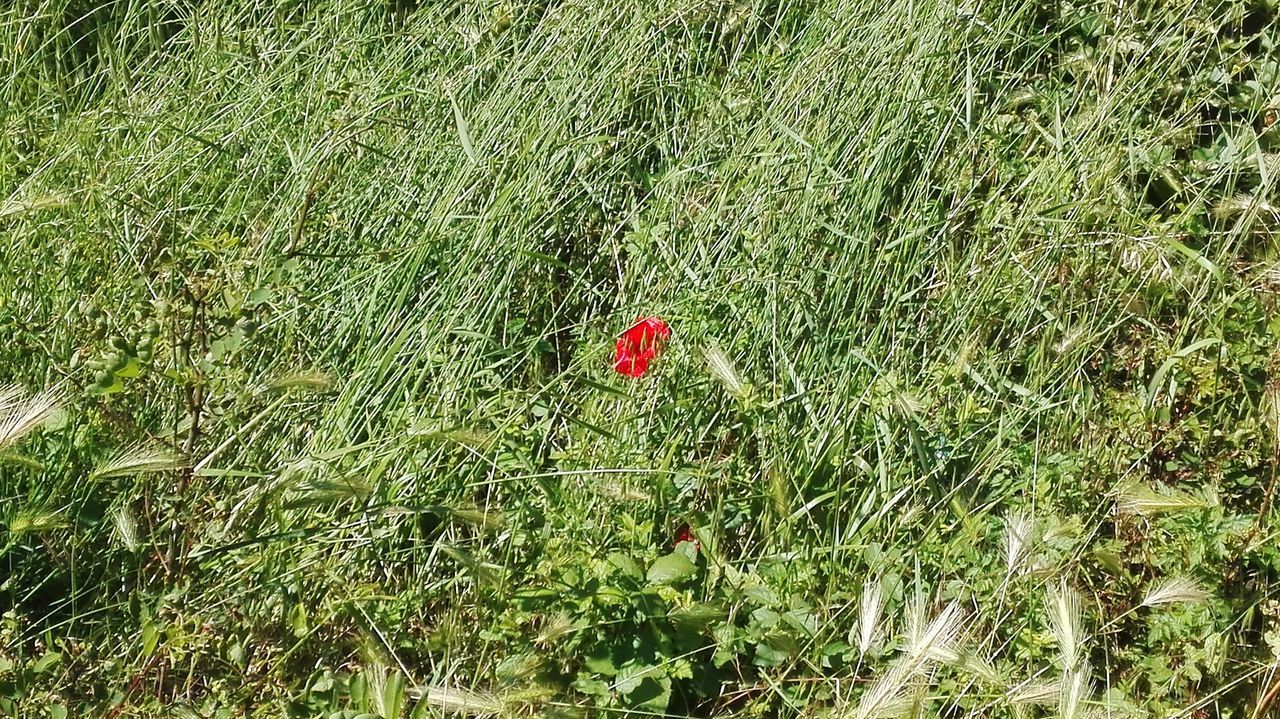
[[1141, 576, 1210, 607], [903, 600, 965, 668], [701, 343, 750, 400], [847, 601, 966, 719], [1047, 579, 1084, 670], [1006, 678, 1060, 706], [0, 387, 63, 451], [91, 444, 185, 480], [448, 507, 506, 531], [409, 684, 503, 717], [1059, 661, 1094, 719], [261, 368, 335, 394], [7, 506, 67, 535], [850, 664, 915, 719], [1212, 192, 1280, 221], [857, 576, 885, 654], [0, 385, 23, 414], [111, 505, 140, 552], [1114, 481, 1209, 516], [534, 613, 575, 647], [1003, 512, 1037, 576]]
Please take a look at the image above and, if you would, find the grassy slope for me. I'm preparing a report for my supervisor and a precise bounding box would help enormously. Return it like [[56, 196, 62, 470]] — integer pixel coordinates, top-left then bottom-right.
[[2, 0, 1279, 716]]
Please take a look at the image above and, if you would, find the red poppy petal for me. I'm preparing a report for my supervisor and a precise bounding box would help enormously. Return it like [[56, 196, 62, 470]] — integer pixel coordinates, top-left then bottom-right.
[[623, 317, 670, 347], [613, 345, 650, 377], [674, 524, 700, 551], [645, 317, 672, 339], [613, 316, 669, 378], [617, 356, 649, 377], [631, 354, 651, 376]]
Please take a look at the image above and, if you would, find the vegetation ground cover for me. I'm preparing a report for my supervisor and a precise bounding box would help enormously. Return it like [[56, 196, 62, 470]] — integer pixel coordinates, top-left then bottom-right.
[[2, 0, 1280, 716]]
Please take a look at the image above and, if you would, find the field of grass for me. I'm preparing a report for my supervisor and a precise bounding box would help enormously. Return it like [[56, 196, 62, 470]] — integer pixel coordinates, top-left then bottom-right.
[[2, 0, 1280, 716]]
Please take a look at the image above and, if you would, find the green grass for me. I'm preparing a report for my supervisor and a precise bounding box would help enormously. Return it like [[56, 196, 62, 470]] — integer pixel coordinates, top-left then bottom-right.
[[2, 0, 1280, 716]]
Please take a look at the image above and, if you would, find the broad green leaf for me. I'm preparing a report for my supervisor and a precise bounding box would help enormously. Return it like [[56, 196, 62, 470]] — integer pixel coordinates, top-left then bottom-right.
[[614, 663, 660, 696], [626, 676, 671, 713], [607, 552, 642, 579], [115, 358, 142, 379], [584, 649, 618, 676], [670, 603, 725, 633], [142, 620, 160, 656], [646, 552, 696, 585], [743, 584, 778, 606], [290, 602, 308, 638], [246, 287, 271, 306], [571, 676, 610, 696], [88, 376, 125, 396], [750, 607, 780, 629], [753, 643, 788, 667], [32, 651, 61, 674]]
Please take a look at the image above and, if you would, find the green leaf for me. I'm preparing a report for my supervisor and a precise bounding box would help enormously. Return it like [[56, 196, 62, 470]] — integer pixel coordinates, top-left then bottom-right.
[[750, 607, 780, 629], [380, 671, 405, 719], [115, 357, 142, 379], [614, 663, 661, 696], [571, 676, 610, 696], [290, 602, 309, 638], [584, 648, 618, 676], [1093, 542, 1126, 576], [210, 333, 242, 361], [141, 620, 160, 656], [743, 584, 778, 606], [1146, 337, 1220, 410], [765, 631, 800, 657], [626, 676, 672, 713], [711, 623, 739, 668], [781, 608, 819, 636], [246, 287, 271, 307], [819, 637, 849, 655], [31, 651, 61, 674], [753, 643, 789, 667], [448, 91, 477, 164], [607, 552, 642, 579], [669, 603, 725, 633], [646, 552, 696, 585], [89, 375, 125, 396]]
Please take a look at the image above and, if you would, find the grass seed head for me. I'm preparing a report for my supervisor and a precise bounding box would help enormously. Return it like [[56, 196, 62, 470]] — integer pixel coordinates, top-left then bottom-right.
[[701, 343, 751, 400], [1114, 481, 1210, 516], [857, 576, 885, 654], [1003, 512, 1038, 576], [1047, 579, 1085, 670], [91, 445, 185, 480], [0, 386, 63, 451], [1141, 576, 1210, 607]]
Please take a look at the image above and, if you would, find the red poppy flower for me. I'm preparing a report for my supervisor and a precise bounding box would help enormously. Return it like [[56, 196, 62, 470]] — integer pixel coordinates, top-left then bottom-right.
[[674, 524, 700, 551], [613, 316, 671, 378]]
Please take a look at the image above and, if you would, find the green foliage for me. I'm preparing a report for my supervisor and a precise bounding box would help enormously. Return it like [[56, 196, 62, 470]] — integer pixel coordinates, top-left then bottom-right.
[[2, 0, 1280, 716]]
